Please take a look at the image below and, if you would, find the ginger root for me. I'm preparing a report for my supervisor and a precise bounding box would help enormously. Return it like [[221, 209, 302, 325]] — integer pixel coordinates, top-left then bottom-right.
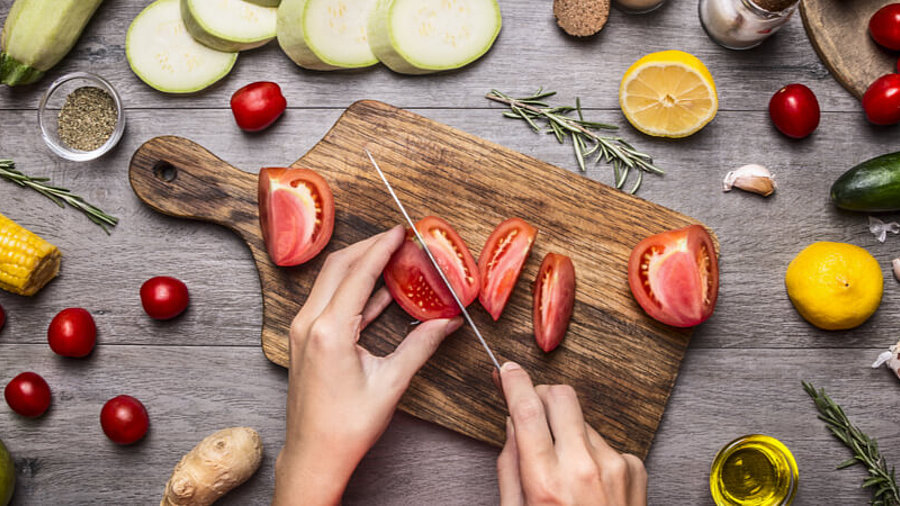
[[161, 427, 263, 506]]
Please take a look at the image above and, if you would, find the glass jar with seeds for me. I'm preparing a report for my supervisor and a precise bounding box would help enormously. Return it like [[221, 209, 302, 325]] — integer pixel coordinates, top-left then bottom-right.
[[38, 72, 125, 162]]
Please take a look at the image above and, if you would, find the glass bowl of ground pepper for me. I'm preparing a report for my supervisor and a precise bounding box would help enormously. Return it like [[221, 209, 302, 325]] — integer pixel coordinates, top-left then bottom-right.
[[38, 72, 125, 162]]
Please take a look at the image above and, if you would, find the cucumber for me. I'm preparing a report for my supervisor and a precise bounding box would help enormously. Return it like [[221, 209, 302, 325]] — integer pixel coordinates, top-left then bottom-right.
[[367, 0, 501, 75], [127, 0, 237, 94], [181, 0, 277, 52], [277, 0, 378, 70], [0, 0, 104, 86], [831, 152, 900, 212]]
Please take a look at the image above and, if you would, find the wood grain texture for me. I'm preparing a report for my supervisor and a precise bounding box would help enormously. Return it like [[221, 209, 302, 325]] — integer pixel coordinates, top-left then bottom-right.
[[800, 0, 898, 99], [127, 100, 713, 458]]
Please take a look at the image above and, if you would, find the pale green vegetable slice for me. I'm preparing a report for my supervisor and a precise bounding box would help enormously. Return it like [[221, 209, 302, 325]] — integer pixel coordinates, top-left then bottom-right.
[[181, 0, 277, 52], [246, 0, 280, 5], [277, 0, 378, 70], [126, 0, 237, 93], [368, 0, 501, 75]]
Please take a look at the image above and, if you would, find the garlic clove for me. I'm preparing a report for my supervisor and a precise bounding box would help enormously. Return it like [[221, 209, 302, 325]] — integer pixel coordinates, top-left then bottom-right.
[[722, 164, 776, 197], [893, 258, 900, 282]]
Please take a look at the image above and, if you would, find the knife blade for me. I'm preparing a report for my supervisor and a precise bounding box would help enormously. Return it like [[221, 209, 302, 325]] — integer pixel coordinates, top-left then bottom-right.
[[365, 150, 502, 371]]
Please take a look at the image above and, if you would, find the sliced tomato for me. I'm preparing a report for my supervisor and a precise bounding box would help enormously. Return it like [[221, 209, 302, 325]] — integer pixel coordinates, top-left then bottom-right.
[[258, 167, 335, 266], [533, 253, 575, 353], [383, 216, 480, 320], [627, 224, 719, 328], [478, 218, 537, 320]]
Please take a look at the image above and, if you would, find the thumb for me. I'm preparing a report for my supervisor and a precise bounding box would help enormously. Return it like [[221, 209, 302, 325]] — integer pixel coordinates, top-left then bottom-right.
[[385, 317, 463, 389]]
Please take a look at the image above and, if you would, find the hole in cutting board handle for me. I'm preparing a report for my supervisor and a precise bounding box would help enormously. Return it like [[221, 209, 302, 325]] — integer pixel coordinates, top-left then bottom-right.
[[153, 161, 177, 182]]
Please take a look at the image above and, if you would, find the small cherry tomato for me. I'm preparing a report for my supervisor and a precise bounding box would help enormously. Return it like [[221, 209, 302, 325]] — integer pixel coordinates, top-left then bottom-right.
[[5, 372, 51, 417], [48, 308, 96, 358], [870, 4, 900, 51], [230, 81, 287, 132], [101, 395, 149, 445], [769, 84, 820, 139], [863, 74, 900, 125], [0, 303, 5, 331], [140, 276, 189, 320]]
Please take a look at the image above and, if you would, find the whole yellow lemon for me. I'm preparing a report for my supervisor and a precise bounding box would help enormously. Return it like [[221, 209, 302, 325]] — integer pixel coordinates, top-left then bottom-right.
[[785, 242, 883, 330]]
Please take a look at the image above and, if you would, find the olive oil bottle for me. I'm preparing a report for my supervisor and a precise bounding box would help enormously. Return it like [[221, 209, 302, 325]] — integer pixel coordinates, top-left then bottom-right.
[[710, 435, 799, 505]]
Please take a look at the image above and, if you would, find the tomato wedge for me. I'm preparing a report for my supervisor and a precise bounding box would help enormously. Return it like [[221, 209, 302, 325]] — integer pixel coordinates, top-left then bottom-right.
[[533, 253, 575, 353], [627, 224, 719, 327], [478, 218, 537, 320], [383, 216, 480, 320], [258, 167, 335, 266]]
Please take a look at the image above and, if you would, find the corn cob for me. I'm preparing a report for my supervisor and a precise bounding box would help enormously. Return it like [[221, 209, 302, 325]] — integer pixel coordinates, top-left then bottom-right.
[[0, 211, 60, 295]]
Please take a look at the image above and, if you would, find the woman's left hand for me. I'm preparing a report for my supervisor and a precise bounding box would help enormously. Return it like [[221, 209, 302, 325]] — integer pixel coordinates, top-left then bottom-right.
[[273, 226, 463, 505]]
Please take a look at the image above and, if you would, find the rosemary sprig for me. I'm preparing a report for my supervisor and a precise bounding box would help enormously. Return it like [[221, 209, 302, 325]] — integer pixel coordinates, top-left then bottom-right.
[[803, 381, 900, 505], [486, 88, 663, 194], [0, 159, 118, 233]]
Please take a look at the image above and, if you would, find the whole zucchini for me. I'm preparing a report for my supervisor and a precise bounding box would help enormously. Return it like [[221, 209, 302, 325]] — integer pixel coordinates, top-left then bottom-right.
[[0, 0, 104, 86], [831, 151, 900, 212]]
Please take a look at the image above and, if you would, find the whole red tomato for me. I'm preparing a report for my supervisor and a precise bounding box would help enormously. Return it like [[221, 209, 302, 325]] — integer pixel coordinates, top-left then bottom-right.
[[101, 395, 149, 445], [870, 4, 900, 50], [140, 276, 189, 320], [230, 81, 287, 132], [769, 84, 820, 139], [5, 372, 51, 417], [48, 308, 96, 358], [863, 74, 900, 125]]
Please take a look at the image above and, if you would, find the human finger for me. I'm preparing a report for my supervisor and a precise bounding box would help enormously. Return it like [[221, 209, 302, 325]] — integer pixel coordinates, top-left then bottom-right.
[[535, 384, 587, 453], [360, 287, 393, 331], [320, 226, 405, 322], [300, 228, 400, 322], [585, 425, 634, 501], [500, 362, 555, 467], [624, 454, 648, 505], [383, 317, 462, 392], [497, 417, 525, 506]]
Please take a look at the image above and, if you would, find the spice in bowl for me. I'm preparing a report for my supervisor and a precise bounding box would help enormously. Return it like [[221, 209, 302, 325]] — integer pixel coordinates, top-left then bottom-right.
[[57, 87, 118, 152]]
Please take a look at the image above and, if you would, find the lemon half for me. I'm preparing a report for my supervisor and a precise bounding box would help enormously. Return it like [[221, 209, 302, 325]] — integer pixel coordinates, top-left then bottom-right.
[[619, 50, 718, 138], [785, 242, 883, 331]]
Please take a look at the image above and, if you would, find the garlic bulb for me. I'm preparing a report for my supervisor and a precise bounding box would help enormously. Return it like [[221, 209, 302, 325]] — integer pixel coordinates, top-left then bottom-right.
[[722, 164, 776, 197]]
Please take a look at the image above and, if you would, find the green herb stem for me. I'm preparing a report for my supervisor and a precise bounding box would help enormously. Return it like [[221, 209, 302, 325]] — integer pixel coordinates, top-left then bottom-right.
[[486, 88, 663, 193], [0, 159, 118, 233], [803, 381, 900, 505]]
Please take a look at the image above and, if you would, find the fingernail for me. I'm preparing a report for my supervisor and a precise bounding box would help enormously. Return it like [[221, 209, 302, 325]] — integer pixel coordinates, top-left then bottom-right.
[[501, 361, 521, 372], [445, 317, 464, 333]]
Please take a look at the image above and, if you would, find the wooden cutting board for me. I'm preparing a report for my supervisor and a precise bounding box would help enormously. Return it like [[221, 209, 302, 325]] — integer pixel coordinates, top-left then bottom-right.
[[801, 0, 898, 99], [129, 100, 710, 458]]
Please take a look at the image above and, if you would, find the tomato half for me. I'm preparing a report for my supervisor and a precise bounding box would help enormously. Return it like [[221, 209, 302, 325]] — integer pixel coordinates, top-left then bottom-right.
[[383, 216, 480, 320], [627, 225, 719, 327], [478, 218, 537, 320], [258, 167, 335, 266], [533, 253, 575, 353]]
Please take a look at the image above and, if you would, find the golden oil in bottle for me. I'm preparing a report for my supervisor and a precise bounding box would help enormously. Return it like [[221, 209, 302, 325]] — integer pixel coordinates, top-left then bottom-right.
[[710, 434, 799, 506]]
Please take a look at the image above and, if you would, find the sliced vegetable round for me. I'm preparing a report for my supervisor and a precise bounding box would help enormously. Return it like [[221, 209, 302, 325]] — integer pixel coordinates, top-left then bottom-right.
[[141, 277, 190, 320], [862, 74, 900, 126], [231, 81, 287, 132], [533, 253, 575, 353], [768, 84, 820, 139], [258, 167, 335, 266], [384, 216, 480, 320], [870, 4, 900, 51], [277, 0, 379, 70], [628, 225, 719, 327], [47, 308, 96, 358], [5, 372, 51, 418], [368, 0, 502, 74], [101, 395, 149, 445], [126, 0, 238, 93], [478, 218, 537, 321], [182, 0, 277, 52]]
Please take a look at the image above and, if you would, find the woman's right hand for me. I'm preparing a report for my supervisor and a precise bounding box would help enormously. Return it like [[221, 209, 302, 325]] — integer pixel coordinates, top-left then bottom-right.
[[497, 362, 647, 506]]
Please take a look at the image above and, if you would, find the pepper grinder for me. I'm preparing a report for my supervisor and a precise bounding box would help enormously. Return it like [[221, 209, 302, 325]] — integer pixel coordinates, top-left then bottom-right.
[[699, 0, 799, 50]]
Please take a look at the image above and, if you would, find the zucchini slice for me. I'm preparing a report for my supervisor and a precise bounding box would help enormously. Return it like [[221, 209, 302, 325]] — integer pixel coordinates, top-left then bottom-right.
[[126, 0, 237, 93], [277, 0, 378, 70], [368, 0, 501, 75], [246, 0, 281, 5], [181, 0, 278, 52]]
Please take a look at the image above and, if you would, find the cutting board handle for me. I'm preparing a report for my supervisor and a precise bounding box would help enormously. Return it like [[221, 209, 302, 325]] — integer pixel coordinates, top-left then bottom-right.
[[128, 136, 259, 241]]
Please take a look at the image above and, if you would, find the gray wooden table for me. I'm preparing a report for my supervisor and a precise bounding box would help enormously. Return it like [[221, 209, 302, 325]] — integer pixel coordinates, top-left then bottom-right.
[[0, 0, 897, 504]]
